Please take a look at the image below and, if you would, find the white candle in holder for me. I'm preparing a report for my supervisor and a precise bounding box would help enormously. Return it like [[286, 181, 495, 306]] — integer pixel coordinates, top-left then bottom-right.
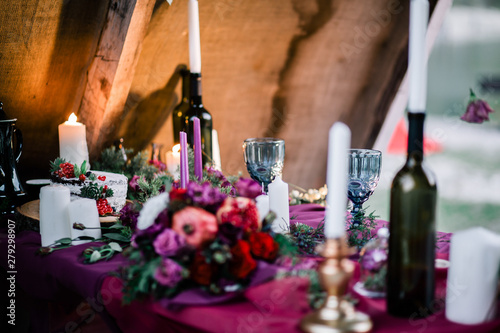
[[39, 185, 71, 247], [325, 122, 351, 238], [58, 113, 89, 166], [69, 198, 101, 243], [268, 176, 289, 233]]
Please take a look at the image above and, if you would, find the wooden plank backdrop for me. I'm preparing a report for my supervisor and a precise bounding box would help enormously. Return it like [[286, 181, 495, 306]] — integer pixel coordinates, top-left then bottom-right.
[[0, 0, 441, 189]]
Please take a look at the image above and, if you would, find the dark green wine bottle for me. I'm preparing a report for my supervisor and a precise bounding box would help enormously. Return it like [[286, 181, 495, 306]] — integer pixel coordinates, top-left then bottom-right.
[[387, 112, 437, 317], [183, 73, 212, 166], [172, 68, 190, 145]]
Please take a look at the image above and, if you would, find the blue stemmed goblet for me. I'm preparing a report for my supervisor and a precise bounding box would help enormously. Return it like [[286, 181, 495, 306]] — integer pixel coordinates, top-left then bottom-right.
[[347, 149, 382, 226], [243, 138, 285, 193]]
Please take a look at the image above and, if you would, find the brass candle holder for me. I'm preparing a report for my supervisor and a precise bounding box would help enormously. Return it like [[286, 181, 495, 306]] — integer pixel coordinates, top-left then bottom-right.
[[300, 238, 373, 333]]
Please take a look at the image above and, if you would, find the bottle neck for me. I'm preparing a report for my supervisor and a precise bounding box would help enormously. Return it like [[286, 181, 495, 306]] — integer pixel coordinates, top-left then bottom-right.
[[407, 112, 425, 160], [189, 73, 203, 106], [180, 69, 190, 102]]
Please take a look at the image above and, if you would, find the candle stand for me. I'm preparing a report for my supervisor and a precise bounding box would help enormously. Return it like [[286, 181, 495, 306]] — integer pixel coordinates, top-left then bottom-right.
[[300, 238, 373, 333]]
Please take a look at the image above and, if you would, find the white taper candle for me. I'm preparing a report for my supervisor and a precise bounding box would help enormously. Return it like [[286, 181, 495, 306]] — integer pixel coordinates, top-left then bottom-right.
[[188, 0, 202, 73], [325, 122, 351, 238], [408, 0, 429, 112]]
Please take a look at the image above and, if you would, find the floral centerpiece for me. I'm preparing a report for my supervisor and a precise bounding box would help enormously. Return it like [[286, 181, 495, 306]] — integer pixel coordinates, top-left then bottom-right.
[[120, 178, 295, 304]]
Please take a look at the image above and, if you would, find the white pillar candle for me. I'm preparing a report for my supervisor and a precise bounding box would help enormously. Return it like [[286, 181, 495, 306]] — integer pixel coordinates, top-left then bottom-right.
[[408, 0, 429, 112], [255, 194, 270, 221], [58, 113, 89, 166], [188, 0, 202, 73], [212, 129, 222, 171], [69, 198, 101, 243], [325, 122, 351, 238], [39, 185, 71, 247], [268, 176, 289, 234], [166, 144, 181, 179], [446, 227, 500, 325]]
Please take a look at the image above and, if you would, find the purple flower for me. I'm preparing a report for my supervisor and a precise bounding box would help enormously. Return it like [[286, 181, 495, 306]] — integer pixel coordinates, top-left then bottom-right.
[[119, 202, 141, 229], [131, 223, 163, 248], [460, 89, 495, 124], [154, 258, 184, 287], [154, 209, 170, 227], [153, 229, 186, 256], [205, 166, 225, 181], [129, 175, 142, 192], [186, 182, 227, 211], [149, 159, 166, 172], [234, 178, 262, 199], [361, 248, 387, 272]]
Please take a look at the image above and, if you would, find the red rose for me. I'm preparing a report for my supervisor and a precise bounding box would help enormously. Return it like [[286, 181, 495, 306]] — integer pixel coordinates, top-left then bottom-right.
[[230, 240, 257, 279], [216, 197, 261, 232], [248, 232, 279, 262], [190, 252, 215, 286], [169, 188, 187, 201]]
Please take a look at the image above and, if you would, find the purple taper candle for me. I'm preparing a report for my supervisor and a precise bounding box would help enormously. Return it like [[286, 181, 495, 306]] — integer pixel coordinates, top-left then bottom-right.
[[193, 117, 203, 181], [180, 131, 189, 188]]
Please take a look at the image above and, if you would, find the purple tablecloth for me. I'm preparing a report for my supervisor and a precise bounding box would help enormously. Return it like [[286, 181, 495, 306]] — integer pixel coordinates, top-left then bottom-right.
[[1, 204, 498, 333]]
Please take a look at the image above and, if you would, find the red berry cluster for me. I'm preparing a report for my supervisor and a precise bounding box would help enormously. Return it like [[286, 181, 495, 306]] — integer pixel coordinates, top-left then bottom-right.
[[98, 175, 106, 181], [96, 198, 113, 216], [55, 162, 75, 178]]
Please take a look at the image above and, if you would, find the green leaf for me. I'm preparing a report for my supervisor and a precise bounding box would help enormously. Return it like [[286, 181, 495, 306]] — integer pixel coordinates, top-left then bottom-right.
[[108, 242, 122, 252], [90, 251, 102, 263], [104, 233, 131, 242], [109, 223, 125, 229], [74, 164, 81, 177], [81, 160, 87, 175], [50, 157, 66, 172], [55, 237, 72, 246]]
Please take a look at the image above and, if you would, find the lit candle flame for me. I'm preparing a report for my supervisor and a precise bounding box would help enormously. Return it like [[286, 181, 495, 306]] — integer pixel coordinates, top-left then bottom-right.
[[67, 113, 78, 124], [172, 144, 181, 154]]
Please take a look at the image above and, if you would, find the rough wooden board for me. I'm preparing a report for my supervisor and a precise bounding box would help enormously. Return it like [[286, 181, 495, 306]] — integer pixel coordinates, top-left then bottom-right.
[[79, 0, 157, 161], [280, 0, 412, 187]]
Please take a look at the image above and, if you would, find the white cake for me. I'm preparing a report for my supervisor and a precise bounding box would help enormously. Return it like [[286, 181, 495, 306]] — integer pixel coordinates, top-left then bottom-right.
[[50, 171, 128, 212]]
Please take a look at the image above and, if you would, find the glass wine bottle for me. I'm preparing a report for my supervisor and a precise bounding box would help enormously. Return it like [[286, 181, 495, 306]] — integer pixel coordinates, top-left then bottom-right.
[[183, 72, 212, 166], [172, 68, 190, 145], [386, 112, 437, 317]]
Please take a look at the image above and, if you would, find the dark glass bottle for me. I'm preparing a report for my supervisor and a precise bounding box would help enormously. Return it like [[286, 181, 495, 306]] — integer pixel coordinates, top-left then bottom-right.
[[172, 68, 190, 145], [183, 73, 212, 166], [387, 112, 437, 317]]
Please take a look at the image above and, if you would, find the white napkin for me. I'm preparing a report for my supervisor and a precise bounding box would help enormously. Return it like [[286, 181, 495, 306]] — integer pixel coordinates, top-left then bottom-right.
[[39, 185, 71, 247], [268, 176, 289, 233], [446, 227, 500, 325], [69, 198, 101, 243]]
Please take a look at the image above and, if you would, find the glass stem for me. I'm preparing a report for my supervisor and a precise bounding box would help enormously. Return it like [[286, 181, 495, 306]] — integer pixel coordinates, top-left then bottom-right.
[[352, 203, 364, 227]]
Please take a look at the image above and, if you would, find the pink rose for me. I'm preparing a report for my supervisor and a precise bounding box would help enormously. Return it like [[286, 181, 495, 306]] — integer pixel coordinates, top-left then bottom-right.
[[216, 197, 260, 232], [172, 207, 218, 248]]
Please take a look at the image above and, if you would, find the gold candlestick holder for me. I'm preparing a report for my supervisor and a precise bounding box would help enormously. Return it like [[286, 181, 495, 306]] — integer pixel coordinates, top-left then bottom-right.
[[300, 238, 373, 333]]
